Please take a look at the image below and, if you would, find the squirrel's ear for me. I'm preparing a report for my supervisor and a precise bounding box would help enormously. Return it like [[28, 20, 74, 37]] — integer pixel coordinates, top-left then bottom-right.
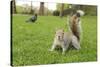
[[62, 29, 64, 32], [55, 31, 56, 34], [54, 28, 57, 34]]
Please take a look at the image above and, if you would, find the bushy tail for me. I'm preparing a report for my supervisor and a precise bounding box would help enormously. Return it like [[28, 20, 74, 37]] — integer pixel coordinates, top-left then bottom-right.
[[69, 10, 84, 41], [76, 10, 85, 17]]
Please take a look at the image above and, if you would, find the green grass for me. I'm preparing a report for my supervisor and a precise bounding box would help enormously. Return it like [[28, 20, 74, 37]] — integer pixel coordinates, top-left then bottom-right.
[[12, 15, 97, 66]]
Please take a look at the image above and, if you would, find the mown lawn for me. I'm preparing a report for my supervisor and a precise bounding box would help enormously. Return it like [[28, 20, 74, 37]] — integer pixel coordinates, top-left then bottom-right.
[[12, 14, 97, 66]]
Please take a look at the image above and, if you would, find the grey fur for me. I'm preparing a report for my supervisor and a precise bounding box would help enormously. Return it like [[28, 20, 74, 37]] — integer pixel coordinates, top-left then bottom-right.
[[50, 29, 80, 54]]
